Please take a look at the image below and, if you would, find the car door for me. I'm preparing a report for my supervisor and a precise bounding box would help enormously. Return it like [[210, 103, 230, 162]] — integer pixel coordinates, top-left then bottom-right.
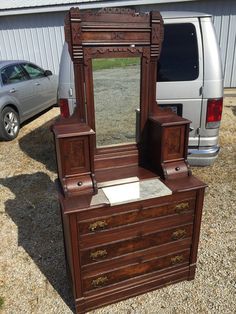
[[0, 64, 34, 120], [21, 63, 55, 113], [157, 18, 204, 147]]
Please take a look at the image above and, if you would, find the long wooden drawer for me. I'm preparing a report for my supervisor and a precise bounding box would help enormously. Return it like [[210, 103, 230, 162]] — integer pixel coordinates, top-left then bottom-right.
[[77, 191, 196, 235], [82, 239, 191, 275], [79, 212, 194, 248], [82, 249, 190, 292], [80, 224, 193, 266]]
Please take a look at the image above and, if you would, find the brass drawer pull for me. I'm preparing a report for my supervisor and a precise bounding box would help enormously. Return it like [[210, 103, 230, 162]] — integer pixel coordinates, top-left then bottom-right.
[[175, 202, 189, 213], [89, 220, 108, 232], [91, 276, 108, 288], [90, 249, 108, 261], [172, 229, 187, 240], [171, 255, 184, 265]]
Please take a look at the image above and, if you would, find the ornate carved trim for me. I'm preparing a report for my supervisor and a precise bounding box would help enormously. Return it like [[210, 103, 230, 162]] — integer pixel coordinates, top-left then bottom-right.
[[81, 7, 147, 17], [83, 46, 150, 65], [111, 32, 125, 40], [83, 46, 150, 66], [142, 48, 150, 63], [98, 8, 136, 15], [151, 11, 164, 48], [85, 47, 144, 55], [151, 44, 161, 58], [71, 24, 82, 46]]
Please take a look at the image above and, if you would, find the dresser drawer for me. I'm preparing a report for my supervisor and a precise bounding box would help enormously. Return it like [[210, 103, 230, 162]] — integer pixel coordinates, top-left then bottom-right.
[[78, 193, 196, 236], [79, 211, 194, 248], [80, 224, 193, 266], [82, 249, 190, 292]]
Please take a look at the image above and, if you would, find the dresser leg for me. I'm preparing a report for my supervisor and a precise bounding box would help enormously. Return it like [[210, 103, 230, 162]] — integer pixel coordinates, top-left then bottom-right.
[[188, 264, 196, 281]]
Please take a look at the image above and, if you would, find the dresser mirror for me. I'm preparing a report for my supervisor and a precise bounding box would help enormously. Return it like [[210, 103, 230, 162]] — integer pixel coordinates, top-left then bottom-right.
[[92, 57, 141, 147]]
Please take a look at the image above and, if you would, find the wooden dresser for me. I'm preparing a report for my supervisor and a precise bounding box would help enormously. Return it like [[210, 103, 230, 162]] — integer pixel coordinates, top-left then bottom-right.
[[53, 8, 206, 314]]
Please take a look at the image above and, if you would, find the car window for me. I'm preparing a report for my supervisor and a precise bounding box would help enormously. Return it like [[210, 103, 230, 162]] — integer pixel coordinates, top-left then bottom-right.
[[22, 63, 45, 79], [157, 23, 199, 82], [1, 64, 28, 85]]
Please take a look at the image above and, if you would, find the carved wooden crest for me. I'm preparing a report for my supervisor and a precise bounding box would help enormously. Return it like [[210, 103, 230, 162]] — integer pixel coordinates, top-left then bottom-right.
[[65, 7, 164, 62]]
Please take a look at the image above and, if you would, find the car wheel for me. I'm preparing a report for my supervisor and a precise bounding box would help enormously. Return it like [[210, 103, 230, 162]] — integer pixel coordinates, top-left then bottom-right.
[[0, 107, 20, 141]]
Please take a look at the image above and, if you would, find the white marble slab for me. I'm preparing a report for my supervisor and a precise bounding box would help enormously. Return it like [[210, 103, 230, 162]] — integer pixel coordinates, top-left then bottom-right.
[[103, 182, 140, 205], [90, 178, 172, 206]]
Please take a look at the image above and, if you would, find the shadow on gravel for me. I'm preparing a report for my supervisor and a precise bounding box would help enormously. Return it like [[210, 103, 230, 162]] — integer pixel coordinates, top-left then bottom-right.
[[0, 172, 74, 312], [225, 105, 236, 116], [19, 116, 58, 173]]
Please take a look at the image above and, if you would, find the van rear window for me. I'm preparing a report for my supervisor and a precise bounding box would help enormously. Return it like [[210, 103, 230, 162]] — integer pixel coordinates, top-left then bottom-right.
[[157, 23, 199, 82]]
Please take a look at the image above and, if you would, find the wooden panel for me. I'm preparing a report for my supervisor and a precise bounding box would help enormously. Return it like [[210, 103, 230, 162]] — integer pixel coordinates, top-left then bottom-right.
[[60, 136, 90, 176], [80, 224, 193, 266], [82, 249, 190, 291], [80, 8, 150, 25], [82, 30, 150, 44], [163, 125, 185, 161]]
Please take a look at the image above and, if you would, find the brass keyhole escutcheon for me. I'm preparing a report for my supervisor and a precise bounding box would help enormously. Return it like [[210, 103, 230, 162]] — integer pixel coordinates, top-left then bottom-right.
[[90, 249, 108, 260], [171, 255, 184, 265], [91, 276, 108, 288], [89, 220, 108, 232], [175, 202, 189, 213], [172, 229, 187, 240]]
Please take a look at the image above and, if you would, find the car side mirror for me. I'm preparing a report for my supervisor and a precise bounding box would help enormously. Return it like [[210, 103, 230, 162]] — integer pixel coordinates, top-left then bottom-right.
[[44, 70, 53, 76]]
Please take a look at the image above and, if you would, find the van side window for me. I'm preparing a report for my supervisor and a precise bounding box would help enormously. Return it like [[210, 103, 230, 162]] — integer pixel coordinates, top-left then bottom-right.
[[158, 23, 199, 82]]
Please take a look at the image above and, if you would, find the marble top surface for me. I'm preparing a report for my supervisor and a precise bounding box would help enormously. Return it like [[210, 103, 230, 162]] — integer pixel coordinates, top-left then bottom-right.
[[90, 178, 172, 206]]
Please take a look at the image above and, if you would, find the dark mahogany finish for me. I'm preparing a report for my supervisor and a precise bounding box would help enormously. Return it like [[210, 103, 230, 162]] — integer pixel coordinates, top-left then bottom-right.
[[146, 114, 192, 179], [52, 7, 206, 314]]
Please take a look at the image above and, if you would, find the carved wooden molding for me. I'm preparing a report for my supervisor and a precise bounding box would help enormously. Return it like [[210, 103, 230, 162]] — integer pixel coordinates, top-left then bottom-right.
[[83, 46, 150, 66], [64, 7, 163, 134], [65, 7, 163, 62], [81, 7, 147, 16], [99, 8, 136, 15], [84, 46, 144, 55]]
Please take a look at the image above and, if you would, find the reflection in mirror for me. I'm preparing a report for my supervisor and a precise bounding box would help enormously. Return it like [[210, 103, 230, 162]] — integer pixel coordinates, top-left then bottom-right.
[[92, 58, 140, 147]]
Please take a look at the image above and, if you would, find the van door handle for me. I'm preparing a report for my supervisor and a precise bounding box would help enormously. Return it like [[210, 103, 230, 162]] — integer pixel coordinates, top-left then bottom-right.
[[34, 82, 40, 86], [9, 88, 16, 93]]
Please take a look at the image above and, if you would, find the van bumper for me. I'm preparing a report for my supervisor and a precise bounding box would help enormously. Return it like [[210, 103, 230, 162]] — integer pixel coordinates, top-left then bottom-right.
[[187, 145, 220, 166]]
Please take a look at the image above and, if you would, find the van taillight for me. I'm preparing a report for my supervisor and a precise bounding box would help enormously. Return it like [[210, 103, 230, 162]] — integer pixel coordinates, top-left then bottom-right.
[[206, 98, 223, 128], [59, 98, 70, 118]]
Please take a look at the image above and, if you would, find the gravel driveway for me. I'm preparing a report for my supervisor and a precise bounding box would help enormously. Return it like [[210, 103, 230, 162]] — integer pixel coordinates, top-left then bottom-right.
[[0, 96, 235, 314]]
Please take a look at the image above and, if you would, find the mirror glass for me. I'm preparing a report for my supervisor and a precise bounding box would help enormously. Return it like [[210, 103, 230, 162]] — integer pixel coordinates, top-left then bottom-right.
[[92, 58, 141, 147]]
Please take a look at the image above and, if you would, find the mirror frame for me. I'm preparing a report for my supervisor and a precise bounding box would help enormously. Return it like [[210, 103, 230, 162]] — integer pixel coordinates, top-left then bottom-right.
[[65, 7, 164, 163], [84, 49, 148, 152]]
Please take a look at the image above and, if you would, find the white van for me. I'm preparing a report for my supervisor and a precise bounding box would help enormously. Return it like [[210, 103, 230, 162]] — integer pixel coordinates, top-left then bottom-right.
[[58, 11, 223, 166]]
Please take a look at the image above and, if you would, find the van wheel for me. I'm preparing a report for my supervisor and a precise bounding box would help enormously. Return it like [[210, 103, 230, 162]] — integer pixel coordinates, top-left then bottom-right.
[[0, 107, 20, 141]]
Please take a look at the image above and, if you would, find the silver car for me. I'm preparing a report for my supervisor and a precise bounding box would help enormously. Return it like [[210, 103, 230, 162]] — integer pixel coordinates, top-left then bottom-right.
[[0, 60, 58, 140]]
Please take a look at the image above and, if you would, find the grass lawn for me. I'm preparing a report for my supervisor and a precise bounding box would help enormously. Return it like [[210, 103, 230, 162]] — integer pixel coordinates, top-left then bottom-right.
[[92, 57, 140, 71]]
